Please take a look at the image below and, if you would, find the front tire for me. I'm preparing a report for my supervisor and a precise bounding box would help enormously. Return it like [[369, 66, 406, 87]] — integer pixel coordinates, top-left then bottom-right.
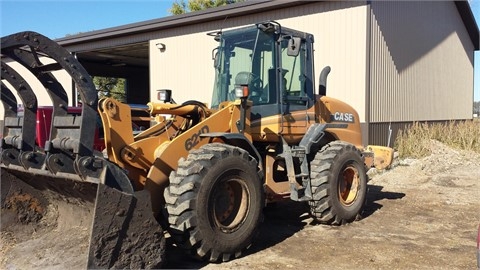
[[164, 143, 264, 262], [309, 141, 367, 225]]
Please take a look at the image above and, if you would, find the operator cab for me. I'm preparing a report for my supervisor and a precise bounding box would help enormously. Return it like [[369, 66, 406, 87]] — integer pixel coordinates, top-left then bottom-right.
[[211, 21, 315, 121]]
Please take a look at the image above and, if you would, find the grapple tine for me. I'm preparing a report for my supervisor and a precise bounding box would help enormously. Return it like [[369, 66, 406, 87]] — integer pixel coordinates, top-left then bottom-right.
[[0, 83, 22, 166], [0, 82, 18, 119], [1, 61, 39, 169], [1, 31, 97, 175]]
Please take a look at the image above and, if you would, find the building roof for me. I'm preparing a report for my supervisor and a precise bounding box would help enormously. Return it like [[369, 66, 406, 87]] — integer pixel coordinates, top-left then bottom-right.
[[455, 1, 479, 50], [56, 0, 479, 50], [56, 0, 301, 46]]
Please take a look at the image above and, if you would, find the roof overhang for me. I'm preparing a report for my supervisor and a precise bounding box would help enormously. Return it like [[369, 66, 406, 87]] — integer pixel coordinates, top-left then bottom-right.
[[56, 0, 305, 47], [455, 1, 479, 50]]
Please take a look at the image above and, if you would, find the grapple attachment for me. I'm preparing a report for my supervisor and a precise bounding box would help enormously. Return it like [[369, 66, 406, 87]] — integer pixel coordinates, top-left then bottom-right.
[[1, 32, 164, 268]]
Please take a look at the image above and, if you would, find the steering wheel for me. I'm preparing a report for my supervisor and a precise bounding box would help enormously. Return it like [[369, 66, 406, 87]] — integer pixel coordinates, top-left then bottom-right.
[[250, 73, 263, 90], [248, 73, 264, 101]]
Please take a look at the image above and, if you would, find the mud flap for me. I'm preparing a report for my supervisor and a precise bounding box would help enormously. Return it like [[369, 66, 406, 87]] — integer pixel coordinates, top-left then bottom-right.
[[88, 187, 165, 269]]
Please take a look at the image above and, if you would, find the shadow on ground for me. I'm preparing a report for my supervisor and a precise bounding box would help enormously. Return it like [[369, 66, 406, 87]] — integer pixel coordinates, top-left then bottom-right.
[[164, 184, 405, 268], [163, 200, 309, 268], [362, 184, 405, 218]]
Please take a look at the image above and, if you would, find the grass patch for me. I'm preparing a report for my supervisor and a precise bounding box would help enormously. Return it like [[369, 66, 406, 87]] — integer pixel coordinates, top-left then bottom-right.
[[394, 120, 480, 159]]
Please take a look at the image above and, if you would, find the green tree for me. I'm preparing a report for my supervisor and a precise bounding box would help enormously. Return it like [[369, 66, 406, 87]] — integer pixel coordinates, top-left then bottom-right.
[[93, 76, 127, 103], [170, 0, 244, 15]]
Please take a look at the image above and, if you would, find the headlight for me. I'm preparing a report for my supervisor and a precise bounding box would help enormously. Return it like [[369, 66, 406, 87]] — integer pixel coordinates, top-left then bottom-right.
[[235, 85, 249, 99], [157, 89, 172, 102]]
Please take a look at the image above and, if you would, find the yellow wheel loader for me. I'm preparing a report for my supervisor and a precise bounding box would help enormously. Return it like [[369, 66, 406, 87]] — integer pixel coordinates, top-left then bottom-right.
[[1, 21, 393, 268]]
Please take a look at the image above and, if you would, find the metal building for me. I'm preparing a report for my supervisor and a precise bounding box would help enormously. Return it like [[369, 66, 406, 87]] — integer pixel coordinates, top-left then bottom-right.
[[3, 0, 478, 145]]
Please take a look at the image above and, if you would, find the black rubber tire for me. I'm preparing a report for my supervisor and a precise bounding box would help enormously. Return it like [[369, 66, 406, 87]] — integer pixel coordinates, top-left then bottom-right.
[[164, 143, 264, 262], [308, 141, 367, 225]]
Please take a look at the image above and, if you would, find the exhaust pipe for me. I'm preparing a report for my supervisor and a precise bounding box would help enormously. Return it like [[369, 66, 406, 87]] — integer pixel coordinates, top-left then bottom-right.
[[319, 66, 331, 96]]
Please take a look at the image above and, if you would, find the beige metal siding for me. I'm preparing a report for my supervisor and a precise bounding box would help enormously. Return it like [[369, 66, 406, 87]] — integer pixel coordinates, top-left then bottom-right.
[[149, 33, 218, 104], [150, 1, 369, 120], [369, 1, 474, 123], [369, 122, 410, 148], [368, 120, 461, 148], [278, 2, 369, 122]]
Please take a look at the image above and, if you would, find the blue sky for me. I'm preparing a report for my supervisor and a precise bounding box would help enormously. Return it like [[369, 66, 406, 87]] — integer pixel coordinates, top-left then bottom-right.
[[1, 0, 480, 101], [0, 1, 173, 38]]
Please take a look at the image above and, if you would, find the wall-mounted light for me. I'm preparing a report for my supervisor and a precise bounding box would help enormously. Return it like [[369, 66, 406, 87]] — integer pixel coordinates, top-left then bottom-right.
[[156, 43, 166, 53]]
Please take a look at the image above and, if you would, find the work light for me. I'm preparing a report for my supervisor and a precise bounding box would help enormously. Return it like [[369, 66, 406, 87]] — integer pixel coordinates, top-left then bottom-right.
[[235, 85, 249, 99]]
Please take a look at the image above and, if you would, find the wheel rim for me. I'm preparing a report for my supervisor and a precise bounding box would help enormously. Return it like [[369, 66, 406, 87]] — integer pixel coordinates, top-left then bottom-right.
[[338, 164, 360, 206], [211, 177, 249, 233]]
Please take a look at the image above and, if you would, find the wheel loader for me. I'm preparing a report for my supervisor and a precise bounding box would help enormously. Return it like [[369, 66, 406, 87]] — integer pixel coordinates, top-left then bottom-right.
[[0, 21, 393, 268]]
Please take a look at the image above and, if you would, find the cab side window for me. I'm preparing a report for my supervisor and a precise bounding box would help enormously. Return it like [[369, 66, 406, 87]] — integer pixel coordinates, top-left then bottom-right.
[[281, 39, 307, 104]]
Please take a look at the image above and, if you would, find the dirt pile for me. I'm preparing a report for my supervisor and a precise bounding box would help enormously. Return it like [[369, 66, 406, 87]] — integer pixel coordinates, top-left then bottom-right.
[[1, 171, 93, 270]]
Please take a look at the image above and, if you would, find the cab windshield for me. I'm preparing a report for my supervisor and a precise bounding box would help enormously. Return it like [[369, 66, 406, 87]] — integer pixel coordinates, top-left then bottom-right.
[[211, 26, 274, 108]]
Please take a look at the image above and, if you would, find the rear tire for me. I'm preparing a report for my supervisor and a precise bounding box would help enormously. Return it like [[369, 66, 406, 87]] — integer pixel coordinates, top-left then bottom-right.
[[309, 141, 367, 225], [164, 143, 264, 262]]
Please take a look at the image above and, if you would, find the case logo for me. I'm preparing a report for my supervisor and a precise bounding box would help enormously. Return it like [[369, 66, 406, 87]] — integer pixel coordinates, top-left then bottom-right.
[[331, 112, 354, 123]]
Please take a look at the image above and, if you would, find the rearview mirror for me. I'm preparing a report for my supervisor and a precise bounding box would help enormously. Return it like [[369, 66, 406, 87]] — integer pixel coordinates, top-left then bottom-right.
[[212, 48, 219, 69], [287, 37, 301, 57]]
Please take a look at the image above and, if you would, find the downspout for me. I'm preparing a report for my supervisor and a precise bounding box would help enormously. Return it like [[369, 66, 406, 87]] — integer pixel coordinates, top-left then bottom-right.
[[364, 0, 372, 146]]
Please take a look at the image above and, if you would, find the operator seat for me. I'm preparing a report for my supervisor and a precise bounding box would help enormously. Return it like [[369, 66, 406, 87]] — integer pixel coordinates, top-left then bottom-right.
[[235, 72, 263, 104]]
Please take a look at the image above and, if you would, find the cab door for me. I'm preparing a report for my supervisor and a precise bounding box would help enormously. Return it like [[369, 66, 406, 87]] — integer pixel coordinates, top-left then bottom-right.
[[279, 36, 315, 138]]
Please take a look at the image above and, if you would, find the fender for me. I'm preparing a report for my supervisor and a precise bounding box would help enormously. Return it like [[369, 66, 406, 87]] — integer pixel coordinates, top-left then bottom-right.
[[299, 123, 348, 155], [200, 132, 263, 172]]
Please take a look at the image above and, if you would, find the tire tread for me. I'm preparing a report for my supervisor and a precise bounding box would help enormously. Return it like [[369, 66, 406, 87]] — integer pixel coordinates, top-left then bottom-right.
[[309, 141, 367, 225], [164, 143, 263, 262]]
